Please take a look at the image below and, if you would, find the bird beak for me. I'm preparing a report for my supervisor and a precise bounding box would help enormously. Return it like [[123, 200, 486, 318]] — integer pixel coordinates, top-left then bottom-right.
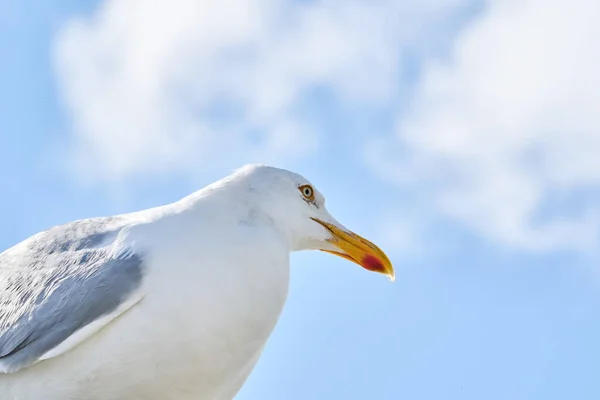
[[311, 218, 395, 282]]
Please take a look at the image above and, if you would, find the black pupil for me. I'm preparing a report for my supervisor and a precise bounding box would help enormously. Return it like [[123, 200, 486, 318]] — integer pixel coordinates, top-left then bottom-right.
[[304, 188, 311, 196]]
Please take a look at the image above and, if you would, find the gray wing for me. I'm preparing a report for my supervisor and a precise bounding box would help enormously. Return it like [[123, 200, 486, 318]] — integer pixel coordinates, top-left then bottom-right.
[[0, 216, 145, 373]]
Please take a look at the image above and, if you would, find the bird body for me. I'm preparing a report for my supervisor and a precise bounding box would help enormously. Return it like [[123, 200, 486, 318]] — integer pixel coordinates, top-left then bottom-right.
[[0, 164, 393, 399]]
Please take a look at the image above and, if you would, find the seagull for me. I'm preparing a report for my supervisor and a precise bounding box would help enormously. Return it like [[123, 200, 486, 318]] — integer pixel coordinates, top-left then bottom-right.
[[0, 164, 394, 400]]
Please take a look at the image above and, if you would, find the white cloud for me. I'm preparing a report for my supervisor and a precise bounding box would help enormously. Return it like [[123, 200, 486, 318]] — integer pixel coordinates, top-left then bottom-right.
[[370, 0, 600, 252], [53, 0, 599, 253], [53, 0, 464, 183]]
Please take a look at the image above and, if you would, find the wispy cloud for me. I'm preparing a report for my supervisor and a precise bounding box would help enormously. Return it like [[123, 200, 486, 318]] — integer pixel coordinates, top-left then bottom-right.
[[53, 0, 464, 183], [369, 0, 600, 253], [53, 0, 599, 253]]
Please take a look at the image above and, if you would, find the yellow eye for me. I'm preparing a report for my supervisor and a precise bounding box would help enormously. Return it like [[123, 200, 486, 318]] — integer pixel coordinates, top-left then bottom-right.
[[299, 185, 315, 201]]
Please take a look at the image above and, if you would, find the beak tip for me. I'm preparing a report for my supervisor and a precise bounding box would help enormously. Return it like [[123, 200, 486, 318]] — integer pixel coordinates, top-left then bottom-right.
[[364, 255, 395, 282]]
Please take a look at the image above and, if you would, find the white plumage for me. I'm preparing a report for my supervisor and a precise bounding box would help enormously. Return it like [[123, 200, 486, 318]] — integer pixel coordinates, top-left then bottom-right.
[[0, 164, 393, 400]]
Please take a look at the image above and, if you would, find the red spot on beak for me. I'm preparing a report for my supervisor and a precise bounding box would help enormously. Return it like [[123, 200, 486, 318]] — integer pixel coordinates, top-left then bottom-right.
[[362, 254, 384, 272]]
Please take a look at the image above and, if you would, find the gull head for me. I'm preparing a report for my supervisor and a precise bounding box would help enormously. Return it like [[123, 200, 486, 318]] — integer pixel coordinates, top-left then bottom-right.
[[221, 164, 395, 281]]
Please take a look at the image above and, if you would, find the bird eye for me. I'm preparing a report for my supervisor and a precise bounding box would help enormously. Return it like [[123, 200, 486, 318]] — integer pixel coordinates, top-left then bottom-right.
[[299, 185, 315, 201]]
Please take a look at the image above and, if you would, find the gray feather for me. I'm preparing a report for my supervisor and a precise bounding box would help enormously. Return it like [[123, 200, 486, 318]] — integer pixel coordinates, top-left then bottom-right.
[[0, 216, 145, 373]]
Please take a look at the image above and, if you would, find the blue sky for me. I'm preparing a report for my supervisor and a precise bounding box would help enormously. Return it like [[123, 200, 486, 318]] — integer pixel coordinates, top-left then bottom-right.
[[2, 0, 600, 399]]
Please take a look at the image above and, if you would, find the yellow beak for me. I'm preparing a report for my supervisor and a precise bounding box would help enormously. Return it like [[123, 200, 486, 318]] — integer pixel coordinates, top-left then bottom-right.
[[311, 218, 395, 282]]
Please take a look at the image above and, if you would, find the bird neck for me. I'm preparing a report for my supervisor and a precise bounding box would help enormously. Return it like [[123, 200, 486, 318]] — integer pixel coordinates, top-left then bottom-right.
[[172, 187, 295, 253]]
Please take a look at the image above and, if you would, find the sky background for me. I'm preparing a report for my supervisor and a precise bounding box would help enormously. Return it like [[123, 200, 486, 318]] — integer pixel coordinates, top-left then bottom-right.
[[2, 0, 600, 398]]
